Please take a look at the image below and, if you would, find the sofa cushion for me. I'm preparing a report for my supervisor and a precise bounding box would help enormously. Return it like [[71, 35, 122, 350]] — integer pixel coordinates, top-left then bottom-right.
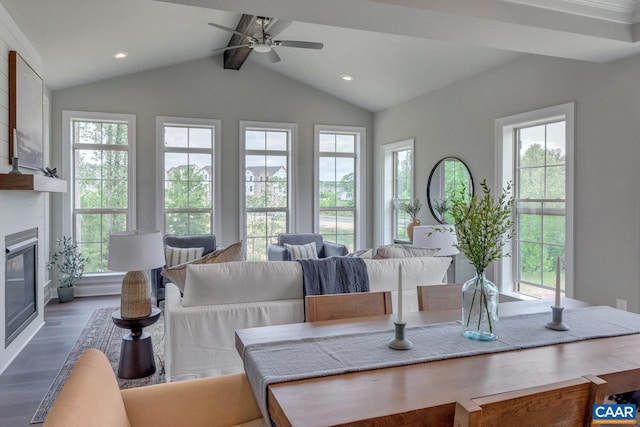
[[164, 245, 204, 267], [374, 244, 440, 259], [161, 241, 245, 292], [284, 242, 319, 260], [182, 261, 304, 307], [364, 257, 451, 292]]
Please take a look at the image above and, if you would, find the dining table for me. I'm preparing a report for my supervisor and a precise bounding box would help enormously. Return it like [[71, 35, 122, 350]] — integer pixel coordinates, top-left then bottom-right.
[[235, 298, 640, 427]]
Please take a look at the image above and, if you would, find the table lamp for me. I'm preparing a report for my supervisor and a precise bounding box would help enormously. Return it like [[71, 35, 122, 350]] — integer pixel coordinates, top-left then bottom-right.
[[108, 230, 165, 318], [412, 225, 459, 281]]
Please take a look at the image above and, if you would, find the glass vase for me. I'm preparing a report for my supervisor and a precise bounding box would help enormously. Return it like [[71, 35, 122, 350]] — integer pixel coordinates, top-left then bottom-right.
[[462, 271, 499, 341]]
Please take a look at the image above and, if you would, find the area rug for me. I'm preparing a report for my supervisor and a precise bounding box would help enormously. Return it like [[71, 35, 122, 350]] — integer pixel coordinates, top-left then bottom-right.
[[30, 307, 165, 424]]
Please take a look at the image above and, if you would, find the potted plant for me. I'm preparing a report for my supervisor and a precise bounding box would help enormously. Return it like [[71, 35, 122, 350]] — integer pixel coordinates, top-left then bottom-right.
[[46, 236, 88, 303], [401, 198, 422, 241], [432, 198, 451, 223], [448, 179, 513, 341]]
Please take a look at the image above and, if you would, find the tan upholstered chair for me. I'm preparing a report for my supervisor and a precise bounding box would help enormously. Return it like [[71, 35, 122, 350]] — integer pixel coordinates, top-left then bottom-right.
[[44, 348, 263, 427], [305, 291, 393, 322], [454, 375, 606, 427], [417, 283, 463, 311]]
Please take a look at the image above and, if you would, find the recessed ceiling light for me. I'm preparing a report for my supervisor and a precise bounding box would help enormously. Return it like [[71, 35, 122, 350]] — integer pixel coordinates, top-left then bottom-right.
[[340, 74, 354, 81], [113, 52, 128, 59]]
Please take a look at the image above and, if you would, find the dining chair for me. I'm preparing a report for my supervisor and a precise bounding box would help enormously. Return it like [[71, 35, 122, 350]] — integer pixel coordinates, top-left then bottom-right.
[[417, 283, 462, 311], [453, 374, 607, 427], [305, 291, 393, 322]]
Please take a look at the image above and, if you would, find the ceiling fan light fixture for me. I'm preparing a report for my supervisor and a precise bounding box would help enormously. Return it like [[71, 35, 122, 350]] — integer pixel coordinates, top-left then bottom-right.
[[341, 74, 354, 81], [113, 52, 128, 59], [253, 43, 272, 53]]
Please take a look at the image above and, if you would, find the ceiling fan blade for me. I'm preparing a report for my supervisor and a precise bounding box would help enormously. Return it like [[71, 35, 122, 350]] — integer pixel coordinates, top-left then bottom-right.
[[266, 49, 281, 63], [267, 19, 292, 37], [208, 22, 255, 41], [276, 40, 324, 50], [211, 44, 252, 54]]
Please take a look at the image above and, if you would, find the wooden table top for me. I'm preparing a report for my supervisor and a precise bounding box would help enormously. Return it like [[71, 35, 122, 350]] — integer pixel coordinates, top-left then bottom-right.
[[235, 298, 640, 427]]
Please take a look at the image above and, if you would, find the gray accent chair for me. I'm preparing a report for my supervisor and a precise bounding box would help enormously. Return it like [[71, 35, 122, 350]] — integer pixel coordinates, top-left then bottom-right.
[[152, 234, 217, 306], [267, 233, 348, 261]]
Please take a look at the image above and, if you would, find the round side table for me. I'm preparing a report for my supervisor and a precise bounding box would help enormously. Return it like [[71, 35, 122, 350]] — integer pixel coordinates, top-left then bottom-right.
[[111, 308, 161, 379]]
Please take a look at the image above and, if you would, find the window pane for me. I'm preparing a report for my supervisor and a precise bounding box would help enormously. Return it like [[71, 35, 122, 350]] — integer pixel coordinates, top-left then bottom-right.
[[75, 179, 101, 209], [519, 167, 544, 199], [188, 213, 211, 234], [518, 214, 542, 243], [166, 213, 189, 235], [189, 154, 212, 181], [266, 131, 287, 151], [246, 130, 265, 150], [76, 213, 127, 273], [103, 150, 128, 180], [546, 165, 565, 199], [102, 180, 128, 209], [189, 127, 212, 149], [188, 182, 211, 208], [543, 215, 565, 245], [519, 242, 541, 285], [336, 134, 355, 153], [266, 211, 287, 237], [519, 125, 545, 167], [165, 126, 188, 148], [335, 158, 355, 207], [165, 181, 189, 209], [542, 245, 564, 289], [165, 153, 189, 179], [75, 150, 101, 179], [546, 121, 565, 166], [319, 133, 335, 152], [319, 211, 337, 235]]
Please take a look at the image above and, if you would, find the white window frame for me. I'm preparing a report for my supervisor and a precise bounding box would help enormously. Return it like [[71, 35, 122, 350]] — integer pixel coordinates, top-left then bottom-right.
[[314, 125, 366, 250], [239, 121, 297, 250], [495, 102, 575, 298], [380, 138, 414, 245], [61, 110, 136, 278], [155, 116, 221, 237]]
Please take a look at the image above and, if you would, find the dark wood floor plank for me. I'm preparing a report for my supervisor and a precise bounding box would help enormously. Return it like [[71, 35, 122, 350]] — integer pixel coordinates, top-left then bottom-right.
[[0, 295, 119, 427]]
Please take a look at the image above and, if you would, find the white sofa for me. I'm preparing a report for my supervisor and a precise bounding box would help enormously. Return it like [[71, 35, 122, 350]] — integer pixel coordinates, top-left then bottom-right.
[[164, 256, 451, 382]]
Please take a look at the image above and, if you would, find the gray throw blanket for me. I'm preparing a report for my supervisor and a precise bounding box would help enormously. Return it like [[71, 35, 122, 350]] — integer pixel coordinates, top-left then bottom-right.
[[298, 257, 369, 296]]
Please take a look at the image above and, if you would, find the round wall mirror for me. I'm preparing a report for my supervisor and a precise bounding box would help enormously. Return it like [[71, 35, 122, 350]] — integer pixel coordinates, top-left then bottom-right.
[[427, 157, 474, 224]]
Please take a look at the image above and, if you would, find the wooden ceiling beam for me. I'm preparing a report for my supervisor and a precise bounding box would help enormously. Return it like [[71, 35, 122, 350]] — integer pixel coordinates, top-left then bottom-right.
[[223, 14, 258, 70]]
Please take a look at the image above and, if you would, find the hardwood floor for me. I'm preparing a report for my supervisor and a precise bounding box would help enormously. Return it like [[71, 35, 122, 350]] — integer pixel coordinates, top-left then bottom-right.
[[0, 295, 120, 427]]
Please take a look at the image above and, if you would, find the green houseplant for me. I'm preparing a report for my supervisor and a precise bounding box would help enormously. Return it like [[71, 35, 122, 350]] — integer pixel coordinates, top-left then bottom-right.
[[402, 198, 422, 241], [449, 179, 513, 341], [47, 236, 88, 303]]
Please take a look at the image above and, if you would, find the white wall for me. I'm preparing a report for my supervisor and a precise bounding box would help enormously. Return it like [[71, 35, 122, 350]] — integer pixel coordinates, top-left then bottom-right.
[[50, 55, 373, 292], [0, 4, 48, 374], [374, 54, 640, 312]]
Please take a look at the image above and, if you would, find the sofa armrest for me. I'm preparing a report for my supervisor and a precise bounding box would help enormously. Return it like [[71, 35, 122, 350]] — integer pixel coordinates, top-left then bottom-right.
[[267, 244, 290, 261], [323, 241, 348, 257], [121, 373, 262, 427]]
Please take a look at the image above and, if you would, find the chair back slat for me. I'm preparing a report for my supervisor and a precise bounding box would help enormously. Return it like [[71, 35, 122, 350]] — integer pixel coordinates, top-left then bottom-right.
[[305, 291, 392, 322], [417, 283, 462, 311]]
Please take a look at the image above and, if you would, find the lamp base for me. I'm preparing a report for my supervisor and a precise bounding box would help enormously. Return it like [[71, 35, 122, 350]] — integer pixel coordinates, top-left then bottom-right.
[[120, 271, 152, 319]]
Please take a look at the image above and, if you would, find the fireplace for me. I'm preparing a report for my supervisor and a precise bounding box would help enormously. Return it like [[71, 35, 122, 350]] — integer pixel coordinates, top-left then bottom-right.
[[5, 228, 38, 347]]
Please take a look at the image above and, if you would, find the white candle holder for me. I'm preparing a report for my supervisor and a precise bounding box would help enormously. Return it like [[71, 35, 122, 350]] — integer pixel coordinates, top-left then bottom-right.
[[9, 157, 22, 174], [545, 306, 569, 331], [388, 322, 413, 350]]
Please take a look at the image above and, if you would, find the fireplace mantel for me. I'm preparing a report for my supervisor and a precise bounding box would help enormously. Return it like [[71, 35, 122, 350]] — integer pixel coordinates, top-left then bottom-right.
[[0, 174, 67, 193]]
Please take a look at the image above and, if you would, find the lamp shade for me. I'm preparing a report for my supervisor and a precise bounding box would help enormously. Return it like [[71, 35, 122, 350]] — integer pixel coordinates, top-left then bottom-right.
[[412, 225, 459, 256], [108, 230, 165, 272]]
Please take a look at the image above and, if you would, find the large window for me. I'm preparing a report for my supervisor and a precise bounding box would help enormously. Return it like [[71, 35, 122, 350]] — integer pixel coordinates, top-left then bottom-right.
[[241, 121, 295, 260], [315, 125, 366, 252], [63, 111, 136, 273], [496, 103, 574, 298], [157, 117, 220, 236], [381, 139, 413, 244]]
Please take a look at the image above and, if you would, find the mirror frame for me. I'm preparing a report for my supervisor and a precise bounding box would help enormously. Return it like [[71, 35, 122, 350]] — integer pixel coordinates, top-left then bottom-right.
[[427, 156, 474, 224]]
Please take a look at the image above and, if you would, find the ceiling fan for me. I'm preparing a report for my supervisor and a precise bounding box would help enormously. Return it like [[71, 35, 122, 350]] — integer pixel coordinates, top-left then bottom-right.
[[208, 16, 323, 63]]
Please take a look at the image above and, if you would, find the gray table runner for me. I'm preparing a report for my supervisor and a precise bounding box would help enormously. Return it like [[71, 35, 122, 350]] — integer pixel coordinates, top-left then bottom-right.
[[243, 306, 640, 423]]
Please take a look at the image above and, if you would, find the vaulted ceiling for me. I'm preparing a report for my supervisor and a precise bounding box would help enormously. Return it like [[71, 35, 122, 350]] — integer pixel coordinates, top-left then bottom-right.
[[2, 0, 640, 112]]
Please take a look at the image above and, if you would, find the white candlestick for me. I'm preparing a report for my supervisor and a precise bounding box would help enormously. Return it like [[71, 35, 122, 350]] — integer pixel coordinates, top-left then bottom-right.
[[397, 265, 404, 323], [13, 128, 18, 158], [555, 256, 561, 308]]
